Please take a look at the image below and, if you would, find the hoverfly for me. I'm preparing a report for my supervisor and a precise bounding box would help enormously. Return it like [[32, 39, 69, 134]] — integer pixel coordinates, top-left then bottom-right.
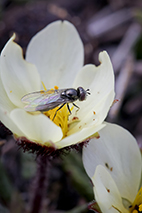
[[21, 87, 90, 121]]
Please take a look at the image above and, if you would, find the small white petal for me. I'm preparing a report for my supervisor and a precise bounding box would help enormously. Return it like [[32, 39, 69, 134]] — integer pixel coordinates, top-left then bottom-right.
[[83, 123, 142, 203], [55, 123, 105, 149], [10, 109, 63, 144], [0, 34, 41, 108], [93, 165, 129, 213], [26, 20, 84, 88]]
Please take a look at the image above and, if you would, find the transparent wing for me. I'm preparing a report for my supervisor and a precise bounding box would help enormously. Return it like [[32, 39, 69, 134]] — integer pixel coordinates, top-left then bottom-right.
[[21, 89, 57, 104], [21, 89, 66, 112]]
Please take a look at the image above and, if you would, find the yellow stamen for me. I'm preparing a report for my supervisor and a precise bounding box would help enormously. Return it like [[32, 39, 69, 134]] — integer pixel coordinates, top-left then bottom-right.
[[129, 187, 142, 213], [40, 90, 45, 94], [41, 81, 47, 90], [132, 210, 138, 213], [10, 90, 12, 93], [44, 104, 69, 138], [70, 105, 74, 111]]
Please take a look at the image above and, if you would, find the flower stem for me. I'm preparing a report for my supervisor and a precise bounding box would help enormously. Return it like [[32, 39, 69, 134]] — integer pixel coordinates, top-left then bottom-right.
[[30, 155, 49, 213]]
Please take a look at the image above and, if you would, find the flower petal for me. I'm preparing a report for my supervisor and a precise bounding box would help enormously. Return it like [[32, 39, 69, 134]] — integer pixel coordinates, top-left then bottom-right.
[[55, 123, 105, 149], [10, 109, 63, 144], [0, 34, 41, 108], [68, 90, 114, 134], [0, 71, 24, 136], [72, 51, 115, 126], [26, 20, 84, 88], [93, 165, 129, 213], [83, 123, 141, 203], [73, 51, 114, 109], [0, 107, 24, 137]]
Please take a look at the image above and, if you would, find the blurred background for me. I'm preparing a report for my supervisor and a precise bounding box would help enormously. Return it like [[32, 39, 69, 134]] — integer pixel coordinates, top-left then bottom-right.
[[0, 0, 142, 212]]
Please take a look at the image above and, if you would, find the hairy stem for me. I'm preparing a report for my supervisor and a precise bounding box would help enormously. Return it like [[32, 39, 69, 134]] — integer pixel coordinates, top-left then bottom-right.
[[30, 155, 49, 213]]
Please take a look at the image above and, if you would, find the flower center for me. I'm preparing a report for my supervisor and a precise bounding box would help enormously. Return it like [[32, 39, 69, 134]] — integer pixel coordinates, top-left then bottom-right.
[[44, 104, 70, 138], [41, 82, 72, 138], [129, 187, 142, 213]]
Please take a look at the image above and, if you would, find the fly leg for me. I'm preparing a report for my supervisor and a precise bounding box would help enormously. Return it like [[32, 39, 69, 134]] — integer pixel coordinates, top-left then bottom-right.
[[52, 103, 66, 121], [67, 103, 72, 115], [73, 103, 80, 113]]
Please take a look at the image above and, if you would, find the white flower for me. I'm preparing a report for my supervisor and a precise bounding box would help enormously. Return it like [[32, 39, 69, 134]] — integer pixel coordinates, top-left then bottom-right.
[[0, 20, 115, 150], [83, 122, 142, 213]]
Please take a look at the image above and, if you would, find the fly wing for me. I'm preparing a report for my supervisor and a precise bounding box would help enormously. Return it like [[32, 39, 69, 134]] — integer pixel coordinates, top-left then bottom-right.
[[35, 98, 66, 111], [21, 89, 56, 104], [22, 89, 66, 112]]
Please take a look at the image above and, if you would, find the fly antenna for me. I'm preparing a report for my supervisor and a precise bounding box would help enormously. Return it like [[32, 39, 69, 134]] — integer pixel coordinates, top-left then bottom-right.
[[86, 89, 91, 95]]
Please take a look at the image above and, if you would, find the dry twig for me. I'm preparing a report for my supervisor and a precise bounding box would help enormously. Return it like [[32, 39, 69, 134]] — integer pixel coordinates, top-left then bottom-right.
[[87, 8, 133, 37], [109, 54, 134, 120], [112, 23, 141, 73]]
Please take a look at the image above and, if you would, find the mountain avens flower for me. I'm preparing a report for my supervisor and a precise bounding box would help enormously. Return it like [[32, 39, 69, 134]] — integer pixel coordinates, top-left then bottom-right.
[[0, 21, 115, 153], [83, 123, 142, 213]]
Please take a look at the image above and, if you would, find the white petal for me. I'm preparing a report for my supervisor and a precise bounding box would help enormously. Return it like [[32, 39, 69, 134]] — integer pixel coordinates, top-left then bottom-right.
[[55, 123, 105, 149], [0, 73, 24, 136], [93, 165, 129, 213], [0, 71, 15, 112], [26, 20, 84, 88], [0, 107, 24, 136], [83, 123, 142, 203], [72, 51, 115, 125], [73, 51, 115, 109], [92, 90, 115, 124], [0, 34, 41, 108], [10, 109, 63, 144], [69, 90, 114, 134]]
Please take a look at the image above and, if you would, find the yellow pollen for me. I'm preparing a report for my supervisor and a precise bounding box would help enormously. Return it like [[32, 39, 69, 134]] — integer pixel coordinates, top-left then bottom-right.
[[132, 210, 138, 213], [10, 90, 12, 93], [139, 204, 142, 211], [54, 85, 59, 90]]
